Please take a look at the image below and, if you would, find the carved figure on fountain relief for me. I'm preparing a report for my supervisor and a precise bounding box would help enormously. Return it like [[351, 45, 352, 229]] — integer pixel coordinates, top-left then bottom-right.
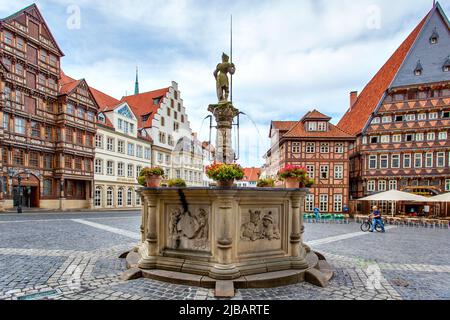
[[261, 212, 281, 240], [169, 208, 183, 236], [241, 210, 262, 241]]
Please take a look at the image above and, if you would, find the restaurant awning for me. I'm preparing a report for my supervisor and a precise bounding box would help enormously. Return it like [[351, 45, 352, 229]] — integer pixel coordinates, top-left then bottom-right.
[[429, 193, 450, 203], [358, 190, 431, 202]]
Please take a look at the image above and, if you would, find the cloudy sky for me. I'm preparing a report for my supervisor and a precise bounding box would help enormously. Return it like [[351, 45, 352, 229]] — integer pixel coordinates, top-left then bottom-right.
[[0, 0, 447, 167]]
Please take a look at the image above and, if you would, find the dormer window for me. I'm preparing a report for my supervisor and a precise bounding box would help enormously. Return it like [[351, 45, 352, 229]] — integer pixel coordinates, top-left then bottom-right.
[[430, 27, 439, 44], [317, 122, 327, 132], [307, 122, 317, 131], [414, 60, 423, 76], [98, 113, 105, 123], [443, 56, 450, 72]]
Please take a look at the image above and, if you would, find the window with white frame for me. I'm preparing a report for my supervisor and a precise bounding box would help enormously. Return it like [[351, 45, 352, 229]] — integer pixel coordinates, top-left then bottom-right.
[[127, 188, 133, 206], [405, 114, 416, 121], [378, 180, 387, 191], [427, 132, 435, 141], [437, 152, 445, 167], [94, 187, 102, 207], [320, 143, 329, 153], [369, 155, 377, 169], [319, 195, 328, 212], [127, 143, 134, 156], [107, 137, 114, 151], [362, 136, 368, 144], [333, 195, 343, 212], [381, 135, 390, 143], [292, 142, 301, 154], [415, 133, 424, 141], [334, 165, 344, 179], [418, 113, 427, 121], [391, 154, 400, 168], [335, 143, 344, 154], [107, 161, 114, 175], [438, 132, 447, 140], [144, 148, 151, 160], [425, 153, 433, 168], [14, 117, 26, 135], [135, 188, 141, 206], [371, 117, 380, 124], [404, 154, 412, 168], [389, 180, 398, 190], [392, 135, 402, 143], [367, 180, 376, 192], [107, 187, 114, 207], [95, 135, 104, 148], [306, 165, 314, 179], [94, 159, 103, 174], [320, 166, 329, 179], [380, 155, 389, 169], [127, 164, 134, 177], [414, 153, 422, 168], [307, 122, 317, 131], [429, 112, 438, 120], [158, 153, 163, 163], [117, 188, 123, 207], [382, 116, 392, 123], [118, 140, 125, 153], [136, 165, 142, 178], [305, 194, 314, 212], [317, 122, 327, 132], [118, 163, 125, 176], [136, 145, 143, 158], [306, 143, 315, 153]]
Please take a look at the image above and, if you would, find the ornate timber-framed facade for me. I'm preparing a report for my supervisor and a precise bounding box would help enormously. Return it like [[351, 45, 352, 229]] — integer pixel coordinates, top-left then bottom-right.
[[339, 2, 450, 216], [265, 110, 355, 214], [0, 5, 98, 210]]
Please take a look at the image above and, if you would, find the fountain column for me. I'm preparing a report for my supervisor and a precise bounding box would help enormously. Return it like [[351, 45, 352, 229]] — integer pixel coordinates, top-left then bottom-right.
[[209, 190, 241, 280], [139, 193, 159, 269], [208, 102, 240, 164], [290, 190, 309, 269]]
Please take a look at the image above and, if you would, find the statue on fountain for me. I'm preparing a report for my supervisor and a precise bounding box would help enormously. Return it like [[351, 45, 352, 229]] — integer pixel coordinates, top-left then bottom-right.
[[214, 52, 235, 103]]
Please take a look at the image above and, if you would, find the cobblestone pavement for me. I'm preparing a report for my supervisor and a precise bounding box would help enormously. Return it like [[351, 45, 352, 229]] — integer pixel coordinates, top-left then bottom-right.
[[0, 212, 448, 300]]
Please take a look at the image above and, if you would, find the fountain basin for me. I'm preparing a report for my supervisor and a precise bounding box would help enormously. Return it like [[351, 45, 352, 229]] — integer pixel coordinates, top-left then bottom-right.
[[123, 187, 333, 294]]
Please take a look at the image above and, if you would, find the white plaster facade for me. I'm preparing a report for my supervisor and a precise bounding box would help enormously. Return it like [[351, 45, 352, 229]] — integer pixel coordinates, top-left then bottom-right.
[[94, 102, 152, 209]]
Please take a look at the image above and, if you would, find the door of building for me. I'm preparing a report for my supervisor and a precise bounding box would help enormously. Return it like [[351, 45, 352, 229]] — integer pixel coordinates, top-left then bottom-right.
[[13, 186, 39, 208]]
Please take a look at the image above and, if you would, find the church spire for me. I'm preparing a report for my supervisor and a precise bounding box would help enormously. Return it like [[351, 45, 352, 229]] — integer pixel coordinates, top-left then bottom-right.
[[134, 66, 139, 95]]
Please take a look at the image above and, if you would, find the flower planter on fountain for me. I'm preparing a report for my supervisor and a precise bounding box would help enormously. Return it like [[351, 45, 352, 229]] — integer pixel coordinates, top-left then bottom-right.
[[122, 53, 332, 298]]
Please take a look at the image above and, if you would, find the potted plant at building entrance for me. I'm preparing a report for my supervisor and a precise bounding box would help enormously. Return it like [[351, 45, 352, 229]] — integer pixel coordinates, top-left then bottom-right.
[[278, 165, 309, 188], [205, 163, 245, 188], [139, 167, 165, 188]]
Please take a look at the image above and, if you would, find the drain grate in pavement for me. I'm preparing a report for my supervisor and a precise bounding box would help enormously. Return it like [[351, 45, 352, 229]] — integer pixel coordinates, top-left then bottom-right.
[[17, 290, 59, 300]]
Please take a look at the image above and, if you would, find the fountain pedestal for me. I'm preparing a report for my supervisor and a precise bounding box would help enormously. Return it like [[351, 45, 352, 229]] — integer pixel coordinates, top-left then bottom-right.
[[123, 187, 333, 295], [208, 102, 240, 164]]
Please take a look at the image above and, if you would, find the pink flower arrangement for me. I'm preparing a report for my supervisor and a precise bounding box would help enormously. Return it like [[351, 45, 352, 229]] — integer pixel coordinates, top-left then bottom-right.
[[278, 165, 307, 180]]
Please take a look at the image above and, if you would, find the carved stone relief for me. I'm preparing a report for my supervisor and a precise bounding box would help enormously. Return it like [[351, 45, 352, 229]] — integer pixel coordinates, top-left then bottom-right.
[[167, 205, 210, 251], [241, 210, 280, 241]]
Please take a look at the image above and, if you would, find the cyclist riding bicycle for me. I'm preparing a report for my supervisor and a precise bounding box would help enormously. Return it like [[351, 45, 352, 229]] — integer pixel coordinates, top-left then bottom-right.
[[370, 206, 385, 233]]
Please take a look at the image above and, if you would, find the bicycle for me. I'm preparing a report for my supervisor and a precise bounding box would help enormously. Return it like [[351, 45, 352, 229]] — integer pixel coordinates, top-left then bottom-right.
[[360, 218, 384, 232]]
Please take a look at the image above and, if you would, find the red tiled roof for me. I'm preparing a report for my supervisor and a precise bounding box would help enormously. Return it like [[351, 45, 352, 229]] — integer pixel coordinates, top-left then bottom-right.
[[121, 88, 170, 129], [337, 11, 430, 136], [301, 109, 332, 122], [242, 167, 261, 182], [284, 120, 355, 139], [271, 121, 297, 132], [90, 87, 121, 111]]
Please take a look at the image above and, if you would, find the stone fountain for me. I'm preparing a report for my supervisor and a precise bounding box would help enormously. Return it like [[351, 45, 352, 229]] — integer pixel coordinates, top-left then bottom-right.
[[122, 53, 333, 297]]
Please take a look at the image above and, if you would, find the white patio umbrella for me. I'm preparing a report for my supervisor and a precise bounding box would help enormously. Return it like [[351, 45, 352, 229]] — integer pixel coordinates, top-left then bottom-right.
[[429, 193, 450, 217], [358, 190, 432, 217], [429, 193, 450, 202]]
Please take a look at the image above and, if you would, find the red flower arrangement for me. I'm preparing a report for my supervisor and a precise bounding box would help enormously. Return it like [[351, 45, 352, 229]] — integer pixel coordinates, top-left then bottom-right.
[[205, 162, 244, 186], [278, 165, 314, 188]]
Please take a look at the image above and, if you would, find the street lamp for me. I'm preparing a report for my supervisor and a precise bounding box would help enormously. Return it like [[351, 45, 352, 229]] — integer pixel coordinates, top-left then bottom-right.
[[8, 169, 31, 214]]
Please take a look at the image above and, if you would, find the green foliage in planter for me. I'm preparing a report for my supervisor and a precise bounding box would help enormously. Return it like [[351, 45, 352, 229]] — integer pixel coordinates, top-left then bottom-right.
[[205, 163, 245, 182], [257, 178, 276, 188], [168, 179, 187, 187], [140, 167, 165, 177]]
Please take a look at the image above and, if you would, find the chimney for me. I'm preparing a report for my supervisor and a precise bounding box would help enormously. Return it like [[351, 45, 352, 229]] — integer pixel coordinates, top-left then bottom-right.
[[350, 91, 358, 109]]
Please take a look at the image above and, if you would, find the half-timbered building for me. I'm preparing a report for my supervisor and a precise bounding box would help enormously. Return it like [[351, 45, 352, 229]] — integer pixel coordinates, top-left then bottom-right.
[[265, 110, 355, 214], [0, 5, 98, 210], [338, 2, 450, 216]]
